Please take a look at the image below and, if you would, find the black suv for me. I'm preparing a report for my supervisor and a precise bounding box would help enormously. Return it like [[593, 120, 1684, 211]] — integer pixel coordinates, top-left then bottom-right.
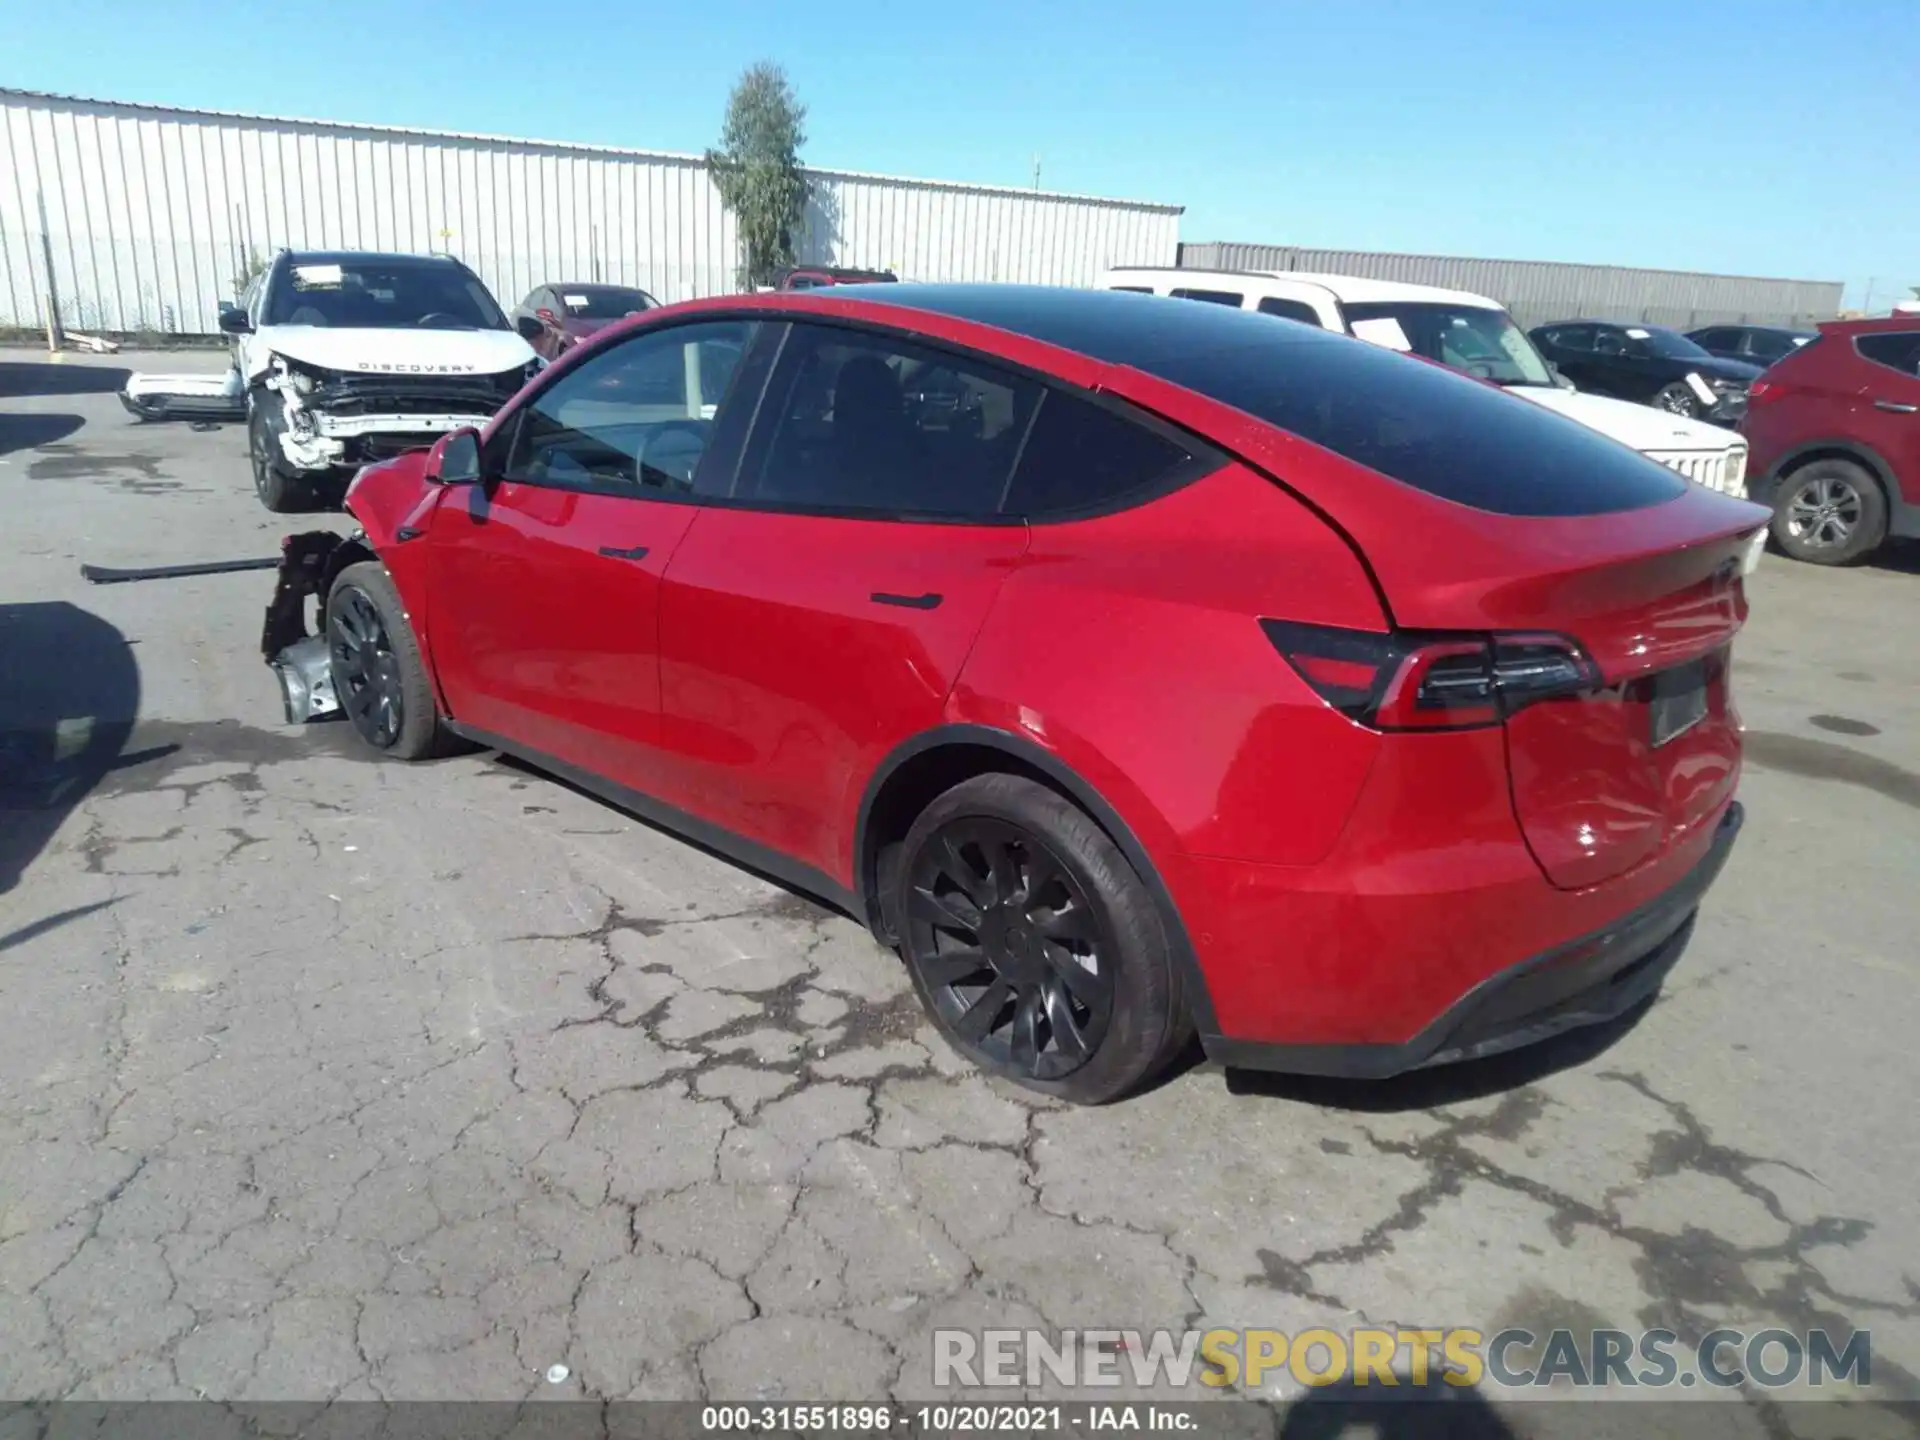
[[1685, 323, 1817, 371], [1529, 320, 1762, 425]]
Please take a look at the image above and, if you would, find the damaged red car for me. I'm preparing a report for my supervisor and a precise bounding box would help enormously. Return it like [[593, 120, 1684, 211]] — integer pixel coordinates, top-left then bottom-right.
[[263, 285, 1762, 1104]]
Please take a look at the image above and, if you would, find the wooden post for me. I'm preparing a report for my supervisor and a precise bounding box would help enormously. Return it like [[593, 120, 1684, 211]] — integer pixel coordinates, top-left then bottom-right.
[[36, 189, 64, 353]]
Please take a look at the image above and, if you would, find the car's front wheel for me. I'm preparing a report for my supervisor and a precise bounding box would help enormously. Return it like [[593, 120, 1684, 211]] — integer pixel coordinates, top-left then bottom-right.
[[248, 391, 316, 514], [892, 773, 1189, 1104], [326, 562, 454, 759], [1652, 381, 1700, 418], [1770, 458, 1887, 566]]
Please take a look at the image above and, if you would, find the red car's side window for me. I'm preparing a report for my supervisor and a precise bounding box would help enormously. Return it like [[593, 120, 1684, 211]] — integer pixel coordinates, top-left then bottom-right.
[[500, 321, 759, 496], [738, 326, 1040, 518]]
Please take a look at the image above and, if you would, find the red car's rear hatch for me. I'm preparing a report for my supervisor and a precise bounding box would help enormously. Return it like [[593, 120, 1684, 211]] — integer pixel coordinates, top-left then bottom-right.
[[1297, 481, 1762, 889], [1095, 336, 1771, 890]]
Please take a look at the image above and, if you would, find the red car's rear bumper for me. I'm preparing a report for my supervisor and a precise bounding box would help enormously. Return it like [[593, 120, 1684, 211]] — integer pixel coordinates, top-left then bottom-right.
[[1173, 798, 1743, 1078]]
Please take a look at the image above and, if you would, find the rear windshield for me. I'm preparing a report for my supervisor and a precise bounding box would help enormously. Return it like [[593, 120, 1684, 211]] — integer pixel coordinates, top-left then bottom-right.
[[1141, 323, 1690, 516], [559, 286, 657, 319]]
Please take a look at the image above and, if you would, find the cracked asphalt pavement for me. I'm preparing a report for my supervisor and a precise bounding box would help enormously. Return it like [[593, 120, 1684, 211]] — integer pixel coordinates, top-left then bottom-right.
[[3, 350, 1918, 1423]]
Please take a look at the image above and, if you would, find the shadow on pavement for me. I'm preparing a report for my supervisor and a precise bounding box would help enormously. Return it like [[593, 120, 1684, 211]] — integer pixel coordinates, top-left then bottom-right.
[[1278, 1376, 1520, 1438], [0, 601, 156, 896], [1871, 537, 1920, 576], [486, 748, 867, 925], [0, 411, 84, 455], [0, 359, 131, 397]]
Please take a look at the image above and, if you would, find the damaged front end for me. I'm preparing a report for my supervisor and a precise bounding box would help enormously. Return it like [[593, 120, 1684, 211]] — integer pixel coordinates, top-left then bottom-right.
[[260, 529, 376, 723], [263, 355, 527, 474]]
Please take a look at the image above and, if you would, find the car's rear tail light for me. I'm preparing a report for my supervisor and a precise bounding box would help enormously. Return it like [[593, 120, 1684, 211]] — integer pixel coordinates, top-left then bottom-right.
[[1748, 378, 1775, 401], [1260, 621, 1600, 731]]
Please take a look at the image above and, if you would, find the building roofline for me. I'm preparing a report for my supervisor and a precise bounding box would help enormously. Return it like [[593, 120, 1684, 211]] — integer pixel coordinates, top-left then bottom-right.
[[0, 87, 1184, 214], [1182, 240, 1842, 291]]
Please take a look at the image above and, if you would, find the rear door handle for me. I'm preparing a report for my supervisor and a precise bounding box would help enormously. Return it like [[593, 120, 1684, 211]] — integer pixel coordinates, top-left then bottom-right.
[[1873, 399, 1918, 414], [871, 591, 942, 610], [597, 544, 651, 560]]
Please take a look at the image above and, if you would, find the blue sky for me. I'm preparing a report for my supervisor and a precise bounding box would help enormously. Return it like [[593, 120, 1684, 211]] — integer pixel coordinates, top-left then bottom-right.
[[6, 0, 1912, 308]]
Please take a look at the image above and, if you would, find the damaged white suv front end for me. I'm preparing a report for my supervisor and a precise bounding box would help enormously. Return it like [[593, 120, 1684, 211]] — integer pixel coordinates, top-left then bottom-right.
[[256, 335, 538, 477], [224, 252, 542, 510]]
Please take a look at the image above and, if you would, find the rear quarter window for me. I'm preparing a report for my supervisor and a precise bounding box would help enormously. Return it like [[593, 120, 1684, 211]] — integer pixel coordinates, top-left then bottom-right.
[[1855, 332, 1920, 377], [1171, 288, 1246, 307], [1146, 327, 1690, 517], [1002, 389, 1207, 518], [1257, 297, 1323, 327]]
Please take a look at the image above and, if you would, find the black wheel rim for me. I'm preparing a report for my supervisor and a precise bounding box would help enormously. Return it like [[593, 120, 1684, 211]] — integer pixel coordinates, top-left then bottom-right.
[[249, 414, 269, 499], [904, 818, 1115, 1081], [1656, 387, 1695, 416], [329, 587, 404, 747]]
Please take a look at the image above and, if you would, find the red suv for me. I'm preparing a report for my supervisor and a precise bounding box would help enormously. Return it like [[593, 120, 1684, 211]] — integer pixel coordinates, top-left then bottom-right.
[[1741, 317, 1920, 565], [267, 286, 1762, 1103]]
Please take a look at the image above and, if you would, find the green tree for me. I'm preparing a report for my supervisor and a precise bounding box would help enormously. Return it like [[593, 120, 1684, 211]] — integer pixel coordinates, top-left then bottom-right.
[[706, 63, 810, 289]]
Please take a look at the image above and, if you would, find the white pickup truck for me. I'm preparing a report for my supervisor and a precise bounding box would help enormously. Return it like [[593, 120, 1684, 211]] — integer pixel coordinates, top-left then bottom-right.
[[1102, 267, 1762, 572]]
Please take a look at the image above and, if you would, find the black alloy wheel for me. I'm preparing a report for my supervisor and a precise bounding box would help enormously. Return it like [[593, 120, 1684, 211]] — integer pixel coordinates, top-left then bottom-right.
[[904, 817, 1116, 1081], [329, 584, 406, 748], [247, 406, 271, 503]]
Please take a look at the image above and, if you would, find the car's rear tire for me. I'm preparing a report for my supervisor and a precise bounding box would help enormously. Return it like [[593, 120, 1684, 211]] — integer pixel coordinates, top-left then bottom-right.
[[1652, 382, 1700, 418], [326, 561, 455, 760], [1770, 458, 1887, 566], [248, 391, 315, 514], [892, 773, 1189, 1105]]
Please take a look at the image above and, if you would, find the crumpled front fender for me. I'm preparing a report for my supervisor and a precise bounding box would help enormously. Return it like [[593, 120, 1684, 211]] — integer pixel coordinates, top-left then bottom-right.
[[259, 530, 373, 662], [263, 453, 455, 722]]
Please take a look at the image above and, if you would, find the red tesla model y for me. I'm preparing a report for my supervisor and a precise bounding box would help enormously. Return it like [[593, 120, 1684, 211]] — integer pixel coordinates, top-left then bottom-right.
[[270, 285, 1764, 1103]]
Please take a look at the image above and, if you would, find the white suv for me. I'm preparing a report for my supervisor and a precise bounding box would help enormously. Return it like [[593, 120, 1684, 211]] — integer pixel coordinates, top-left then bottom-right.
[[1102, 267, 1754, 507]]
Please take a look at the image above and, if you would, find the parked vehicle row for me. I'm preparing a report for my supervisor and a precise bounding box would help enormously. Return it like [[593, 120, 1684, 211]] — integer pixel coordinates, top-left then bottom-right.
[[262, 283, 1763, 1103], [146, 244, 1897, 575], [1529, 320, 1759, 425]]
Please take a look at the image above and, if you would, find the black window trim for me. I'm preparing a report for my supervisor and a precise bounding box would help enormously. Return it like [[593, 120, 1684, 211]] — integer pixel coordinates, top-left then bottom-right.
[[640, 310, 1230, 527]]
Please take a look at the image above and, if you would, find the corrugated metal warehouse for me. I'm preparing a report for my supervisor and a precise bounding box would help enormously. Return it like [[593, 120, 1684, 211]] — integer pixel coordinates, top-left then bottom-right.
[[1178, 241, 1844, 331], [0, 89, 1183, 336]]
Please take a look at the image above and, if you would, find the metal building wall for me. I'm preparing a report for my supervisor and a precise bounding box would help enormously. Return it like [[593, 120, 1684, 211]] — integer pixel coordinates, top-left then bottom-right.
[[0, 90, 1182, 336], [1178, 241, 1844, 331]]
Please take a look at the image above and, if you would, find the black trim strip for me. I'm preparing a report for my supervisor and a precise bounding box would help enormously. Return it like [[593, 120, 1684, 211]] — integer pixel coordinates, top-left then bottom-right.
[[445, 723, 863, 917], [597, 544, 650, 560], [870, 591, 942, 610], [1204, 801, 1744, 1079]]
